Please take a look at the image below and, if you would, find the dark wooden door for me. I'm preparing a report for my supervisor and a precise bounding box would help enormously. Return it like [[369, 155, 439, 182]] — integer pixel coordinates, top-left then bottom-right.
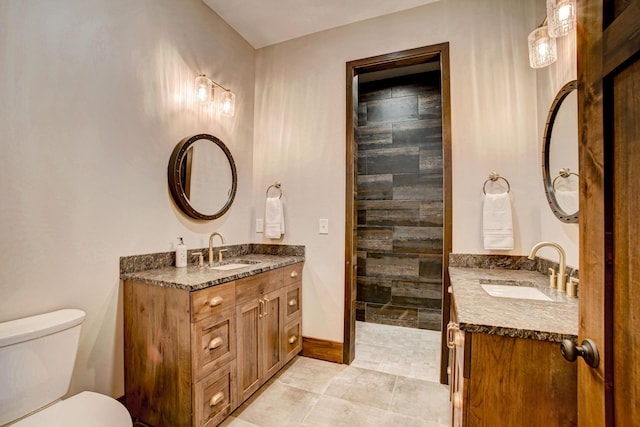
[[577, 1, 640, 425]]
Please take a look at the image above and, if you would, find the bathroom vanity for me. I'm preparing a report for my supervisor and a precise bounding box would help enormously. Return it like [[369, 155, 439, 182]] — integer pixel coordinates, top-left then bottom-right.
[[447, 267, 578, 427], [121, 247, 303, 427]]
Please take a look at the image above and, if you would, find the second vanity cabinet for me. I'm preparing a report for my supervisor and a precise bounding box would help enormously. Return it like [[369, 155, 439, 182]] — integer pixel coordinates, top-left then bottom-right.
[[447, 268, 578, 427], [124, 261, 303, 427]]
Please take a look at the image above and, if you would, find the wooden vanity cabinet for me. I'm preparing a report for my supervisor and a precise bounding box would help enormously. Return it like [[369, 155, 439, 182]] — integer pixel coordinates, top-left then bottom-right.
[[447, 299, 577, 426], [124, 261, 304, 427], [124, 280, 236, 427], [235, 262, 303, 403]]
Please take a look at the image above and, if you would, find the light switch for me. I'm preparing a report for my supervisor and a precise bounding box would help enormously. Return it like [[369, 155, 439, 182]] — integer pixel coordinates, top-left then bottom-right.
[[256, 218, 264, 233], [319, 219, 329, 234]]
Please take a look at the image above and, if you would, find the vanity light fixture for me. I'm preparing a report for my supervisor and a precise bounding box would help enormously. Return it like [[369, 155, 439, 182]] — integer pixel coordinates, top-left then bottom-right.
[[194, 74, 236, 117], [528, 23, 557, 69], [546, 0, 576, 37]]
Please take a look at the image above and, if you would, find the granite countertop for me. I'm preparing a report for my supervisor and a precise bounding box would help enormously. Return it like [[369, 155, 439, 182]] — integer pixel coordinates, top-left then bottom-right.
[[449, 267, 578, 342], [121, 253, 304, 291]]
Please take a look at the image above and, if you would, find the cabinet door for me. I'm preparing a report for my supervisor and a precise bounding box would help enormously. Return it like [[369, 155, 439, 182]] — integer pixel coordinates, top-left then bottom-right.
[[261, 288, 284, 380], [236, 298, 261, 403]]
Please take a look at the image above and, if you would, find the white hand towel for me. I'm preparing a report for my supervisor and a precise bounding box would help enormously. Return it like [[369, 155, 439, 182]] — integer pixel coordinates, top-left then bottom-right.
[[265, 196, 285, 239], [483, 192, 514, 250]]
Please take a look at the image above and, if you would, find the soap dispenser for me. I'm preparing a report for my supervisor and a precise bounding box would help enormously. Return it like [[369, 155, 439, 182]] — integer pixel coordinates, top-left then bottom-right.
[[176, 237, 187, 268]]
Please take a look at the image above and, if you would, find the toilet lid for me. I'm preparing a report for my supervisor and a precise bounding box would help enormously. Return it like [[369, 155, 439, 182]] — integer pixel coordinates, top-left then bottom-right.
[[11, 391, 132, 427]]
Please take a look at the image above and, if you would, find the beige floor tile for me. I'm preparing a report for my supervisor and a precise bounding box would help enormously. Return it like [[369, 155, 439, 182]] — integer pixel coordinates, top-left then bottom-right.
[[275, 356, 347, 394], [389, 376, 451, 424], [323, 366, 397, 410], [232, 382, 319, 427], [300, 395, 392, 427], [218, 416, 260, 426]]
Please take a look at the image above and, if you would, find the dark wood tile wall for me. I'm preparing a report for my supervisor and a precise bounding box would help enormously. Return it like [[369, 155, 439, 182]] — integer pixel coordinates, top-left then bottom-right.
[[356, 72, 443, 330]]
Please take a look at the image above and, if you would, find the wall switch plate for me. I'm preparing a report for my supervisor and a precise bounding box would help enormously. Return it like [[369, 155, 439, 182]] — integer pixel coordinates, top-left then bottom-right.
[[256, 218, 264, 233], [319, 218, 329, 234]]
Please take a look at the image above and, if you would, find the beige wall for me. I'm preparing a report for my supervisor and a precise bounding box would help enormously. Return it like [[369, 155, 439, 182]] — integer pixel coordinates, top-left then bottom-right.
[[0, 0, 255, 397], [252, 0, 542, 342]]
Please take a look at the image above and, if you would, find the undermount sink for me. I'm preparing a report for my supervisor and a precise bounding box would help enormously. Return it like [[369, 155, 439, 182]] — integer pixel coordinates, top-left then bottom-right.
[[480, 279, 552, 301], [208, 260, 260, 271]]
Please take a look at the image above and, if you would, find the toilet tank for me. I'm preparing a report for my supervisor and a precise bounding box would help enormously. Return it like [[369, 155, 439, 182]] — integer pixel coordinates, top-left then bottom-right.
[[0, 309, 86, 426]]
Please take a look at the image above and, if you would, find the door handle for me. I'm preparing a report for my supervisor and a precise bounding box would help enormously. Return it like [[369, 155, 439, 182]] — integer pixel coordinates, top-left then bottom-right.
[[560, 338, 600, 368]]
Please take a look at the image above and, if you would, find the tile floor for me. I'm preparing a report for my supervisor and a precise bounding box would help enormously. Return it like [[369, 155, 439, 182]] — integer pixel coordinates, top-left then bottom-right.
[[222, 321, 450, 427]]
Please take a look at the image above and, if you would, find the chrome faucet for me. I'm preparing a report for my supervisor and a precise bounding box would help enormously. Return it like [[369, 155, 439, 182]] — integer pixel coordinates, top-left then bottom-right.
[[208, 232, 226, 265], [528, 241, 567, 292]]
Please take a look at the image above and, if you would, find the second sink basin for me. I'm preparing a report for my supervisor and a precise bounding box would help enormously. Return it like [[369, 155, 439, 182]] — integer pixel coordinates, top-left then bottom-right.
[[208, 260, 260, 271], [480, 283, 552, 301]]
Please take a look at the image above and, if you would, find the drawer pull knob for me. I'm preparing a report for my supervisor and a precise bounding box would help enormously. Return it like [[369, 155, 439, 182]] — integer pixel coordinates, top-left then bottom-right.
[[288, 299, 297, 307], [208, 337, 223, 350], [208, 296, 224, 307], [209, 392, 224, 406], [288, 335, 297, 344], [290, 271, 298, 278]]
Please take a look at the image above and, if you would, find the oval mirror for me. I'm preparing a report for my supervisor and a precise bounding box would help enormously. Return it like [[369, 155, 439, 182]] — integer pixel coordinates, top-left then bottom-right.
[[542, 80, 579, 223], [168, 134, 237, 220]]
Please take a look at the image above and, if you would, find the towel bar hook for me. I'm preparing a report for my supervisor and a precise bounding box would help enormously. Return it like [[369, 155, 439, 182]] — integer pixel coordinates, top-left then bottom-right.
[[266, 182, 282, 199], [483, 172, 510, 195]]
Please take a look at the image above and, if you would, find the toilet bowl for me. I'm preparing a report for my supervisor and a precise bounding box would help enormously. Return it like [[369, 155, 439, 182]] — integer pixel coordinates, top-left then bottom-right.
[[0, 309, 132, 427]]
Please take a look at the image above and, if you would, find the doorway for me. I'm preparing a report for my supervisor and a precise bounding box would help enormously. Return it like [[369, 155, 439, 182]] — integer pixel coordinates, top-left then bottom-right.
[[344, 43, 452, 384]]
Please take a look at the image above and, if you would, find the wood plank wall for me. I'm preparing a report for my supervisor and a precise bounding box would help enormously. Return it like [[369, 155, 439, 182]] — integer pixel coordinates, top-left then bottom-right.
[[355, 71, 444, 330]]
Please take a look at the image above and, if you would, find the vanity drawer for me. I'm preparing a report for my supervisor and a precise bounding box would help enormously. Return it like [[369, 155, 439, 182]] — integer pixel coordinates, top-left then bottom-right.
[[284, 321, 302, 361], [283, 262, 303, 286], [191, 281, 236, 323], [192, 309, 236, 380], [235, 269, 283, 305], [285, 282, 301, 323], [194, 361, 236, 427]]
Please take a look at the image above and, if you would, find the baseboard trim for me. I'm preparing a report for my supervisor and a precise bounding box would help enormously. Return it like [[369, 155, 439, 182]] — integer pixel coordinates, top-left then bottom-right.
[[301, 336, 343, 364]]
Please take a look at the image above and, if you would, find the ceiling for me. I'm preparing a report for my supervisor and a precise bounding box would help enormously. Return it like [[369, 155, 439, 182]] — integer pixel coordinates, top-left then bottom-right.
[[201, 0, 440, 49]]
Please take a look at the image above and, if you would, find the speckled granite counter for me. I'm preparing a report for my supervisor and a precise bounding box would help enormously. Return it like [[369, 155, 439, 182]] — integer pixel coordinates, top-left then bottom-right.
[[449, 267, 578, 342], [120, 244, 304, 291]]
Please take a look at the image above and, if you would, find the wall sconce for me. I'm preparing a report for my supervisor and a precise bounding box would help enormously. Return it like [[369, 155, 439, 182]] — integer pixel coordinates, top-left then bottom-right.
[[547, 0, 576, 37], [528, 23, 557, 69], [194, 74, 236, 117], [528, 0, 575, 69]]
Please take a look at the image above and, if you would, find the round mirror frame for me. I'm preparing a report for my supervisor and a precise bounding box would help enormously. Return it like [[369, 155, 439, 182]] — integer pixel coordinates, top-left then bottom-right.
[[168, 133, 237, 220], [542, 80, 579, 224]]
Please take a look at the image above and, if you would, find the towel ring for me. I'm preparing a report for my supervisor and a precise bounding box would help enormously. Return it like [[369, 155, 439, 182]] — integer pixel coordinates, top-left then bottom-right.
[[552, 168, 579, 190], [482, 172, 510, 195], [266, 182, 282, 199]]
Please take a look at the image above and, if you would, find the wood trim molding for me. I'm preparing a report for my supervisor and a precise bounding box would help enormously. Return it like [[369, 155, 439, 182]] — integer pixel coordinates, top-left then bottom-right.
[[301, 336, 343, 364], [344, 43, 453, 383]]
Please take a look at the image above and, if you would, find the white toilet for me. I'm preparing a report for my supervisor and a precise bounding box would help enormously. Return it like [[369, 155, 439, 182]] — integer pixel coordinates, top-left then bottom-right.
[[0, 309, 132, 426]]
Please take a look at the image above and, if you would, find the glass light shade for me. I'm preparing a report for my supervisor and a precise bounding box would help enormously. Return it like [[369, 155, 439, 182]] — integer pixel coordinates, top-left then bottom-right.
[[195, 74, 212, 102], [528, 26, 557, 68], [220, 91, 236, 117], [547, 0, 576, 37]]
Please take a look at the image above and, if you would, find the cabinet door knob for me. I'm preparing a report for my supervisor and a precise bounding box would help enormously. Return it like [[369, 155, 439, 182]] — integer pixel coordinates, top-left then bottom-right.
[[259, 299, 264, 318], [208, 337, 223, 351], [290, 271, 298, 278], [452, 392, 463, 409], [561, 338, 600, 368], [208, 296, 224, 307], [288, 298, 297, 307], [288, 335, 297, 344], [209, 391, 224, 406], [263, 296, 269, 317]]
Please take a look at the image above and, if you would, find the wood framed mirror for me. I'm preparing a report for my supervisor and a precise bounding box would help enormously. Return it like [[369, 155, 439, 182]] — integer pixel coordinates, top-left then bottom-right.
[[168, 134, 237, 220], [542, 80, 579, 223]]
